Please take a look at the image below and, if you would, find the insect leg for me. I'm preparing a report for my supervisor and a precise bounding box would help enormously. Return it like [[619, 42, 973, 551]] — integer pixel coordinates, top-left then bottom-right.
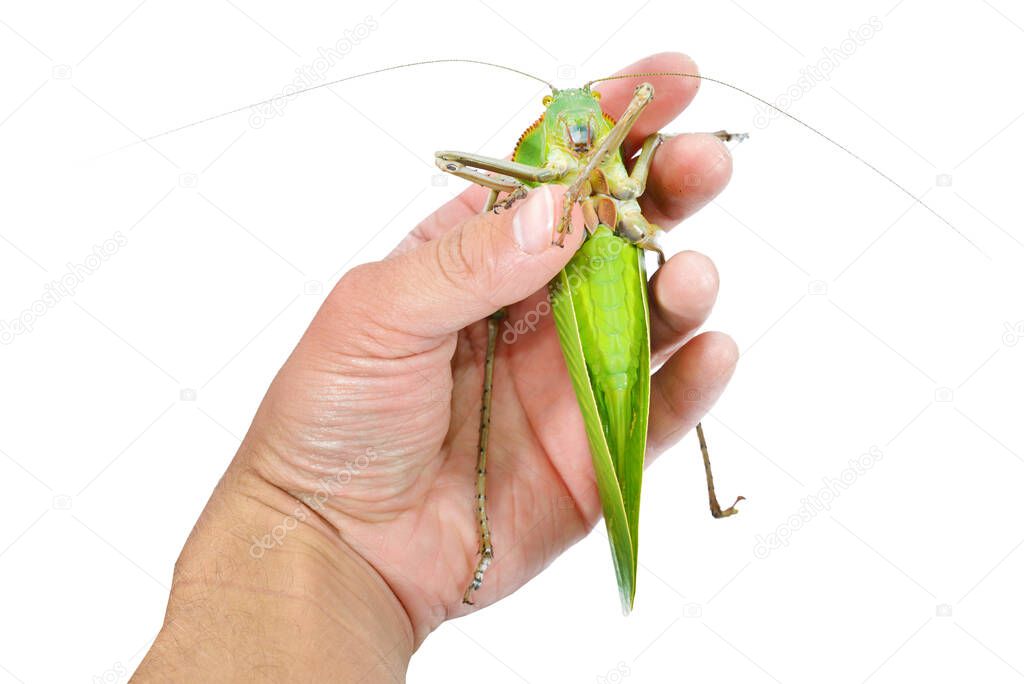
[[463, 308, 506, 605], [710, 130, 749, 143], [625, 132, 664, 198], [435, 157, 530, 214], [604, 132, 666, 201], [435, 161, 523, 195], [436, 151, 565, 184], [483, 189, 500, 213], [616, 205, 666, 267], [697, 422, 744, 518], [435, 151, 566, 212], [430, 163, 528, 605], [619, 131, 742, 515]]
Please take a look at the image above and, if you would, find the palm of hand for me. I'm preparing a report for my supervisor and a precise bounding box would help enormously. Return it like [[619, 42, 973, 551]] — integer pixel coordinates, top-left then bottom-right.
[[261, 287, 603, 632]]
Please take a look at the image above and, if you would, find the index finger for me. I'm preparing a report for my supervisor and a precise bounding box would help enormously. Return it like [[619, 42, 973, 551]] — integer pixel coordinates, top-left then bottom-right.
[[593, 52, 701, 157]]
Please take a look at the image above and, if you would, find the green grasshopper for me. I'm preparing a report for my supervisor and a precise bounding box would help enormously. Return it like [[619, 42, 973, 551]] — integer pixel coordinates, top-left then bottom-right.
[[146, 58, 954, 614], [435, 77, 744, 612], [432, 64, 958, 611]]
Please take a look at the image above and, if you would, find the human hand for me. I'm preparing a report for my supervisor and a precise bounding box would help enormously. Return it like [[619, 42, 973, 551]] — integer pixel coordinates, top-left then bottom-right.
[[138, 52, 739, 681], [249, 50, 737, 633]]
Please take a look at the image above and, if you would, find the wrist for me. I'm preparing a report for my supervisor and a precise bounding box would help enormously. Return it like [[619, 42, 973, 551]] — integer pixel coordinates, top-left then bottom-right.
[[136, 452, 415, 681]]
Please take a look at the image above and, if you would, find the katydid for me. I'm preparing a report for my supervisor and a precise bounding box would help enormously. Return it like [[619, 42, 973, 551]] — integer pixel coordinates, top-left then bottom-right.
[[436, 81, 744, 612], [140, 58, 957, 614]]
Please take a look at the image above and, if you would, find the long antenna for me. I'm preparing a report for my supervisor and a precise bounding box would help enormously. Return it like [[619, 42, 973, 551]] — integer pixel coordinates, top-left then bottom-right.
[[586, 71, 971, 247], [136, 59, 555, 145]]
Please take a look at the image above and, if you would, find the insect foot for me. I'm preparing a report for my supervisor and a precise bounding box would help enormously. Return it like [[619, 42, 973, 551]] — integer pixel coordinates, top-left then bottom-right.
[[712, 130, 749, 143], [462, 545, 493, 605], [493, 186, 528, 214], [711, 495, 746, 518]]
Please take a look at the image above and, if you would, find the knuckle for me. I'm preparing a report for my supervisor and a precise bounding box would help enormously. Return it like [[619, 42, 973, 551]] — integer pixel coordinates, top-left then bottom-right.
[[435, 223, 505, 310], [437, 224, 479, 284], [320, 263, 394, 347], [329, 263, 376, 316]]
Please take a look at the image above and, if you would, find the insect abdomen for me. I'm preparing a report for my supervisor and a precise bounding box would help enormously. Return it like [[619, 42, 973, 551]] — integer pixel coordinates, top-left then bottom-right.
[[564, 227, 646, 458], [581, 229, 638, 392], [549, 221, 650, 613]]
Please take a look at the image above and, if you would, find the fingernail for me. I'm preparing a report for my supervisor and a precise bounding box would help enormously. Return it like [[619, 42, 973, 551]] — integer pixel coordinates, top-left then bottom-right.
[[512, 186, 554, 255]]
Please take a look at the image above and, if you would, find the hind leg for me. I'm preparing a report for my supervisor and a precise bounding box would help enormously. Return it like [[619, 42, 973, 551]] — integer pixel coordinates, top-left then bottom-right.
[[616, 207, 665, 266], [462, 309, 505, 605], [697, 423, 744, 518], [432, 160, 521, 605]]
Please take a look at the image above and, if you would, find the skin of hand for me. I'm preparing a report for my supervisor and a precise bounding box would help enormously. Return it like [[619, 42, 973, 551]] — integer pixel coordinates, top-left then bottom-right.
[[135, 52, 738, 682]]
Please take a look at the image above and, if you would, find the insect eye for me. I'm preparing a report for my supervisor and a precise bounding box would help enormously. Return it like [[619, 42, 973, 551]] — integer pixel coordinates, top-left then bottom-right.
[[542, 95, 553, 106]]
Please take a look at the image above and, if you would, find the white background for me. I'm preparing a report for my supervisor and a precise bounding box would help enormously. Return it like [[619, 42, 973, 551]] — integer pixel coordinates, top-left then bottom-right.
[[1, 1, 1022, 682]]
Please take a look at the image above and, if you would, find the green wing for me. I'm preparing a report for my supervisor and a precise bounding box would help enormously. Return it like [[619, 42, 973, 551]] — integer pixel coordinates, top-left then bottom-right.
[[550, 228, 650, 613]]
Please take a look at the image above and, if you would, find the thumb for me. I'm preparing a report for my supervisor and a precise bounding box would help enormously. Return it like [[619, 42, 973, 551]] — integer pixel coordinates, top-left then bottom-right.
[[335, 185, 583, 343]]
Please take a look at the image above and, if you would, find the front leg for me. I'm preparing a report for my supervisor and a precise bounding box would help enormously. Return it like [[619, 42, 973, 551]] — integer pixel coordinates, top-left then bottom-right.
[[434, 149, 567, 605], [434, 155, 526, 214], [435, 151, 567, 214], [435, 150, 567, 185], [607, 129, 749, 202], [436, 159, 525, 197], [600, 132, 664, 202]]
